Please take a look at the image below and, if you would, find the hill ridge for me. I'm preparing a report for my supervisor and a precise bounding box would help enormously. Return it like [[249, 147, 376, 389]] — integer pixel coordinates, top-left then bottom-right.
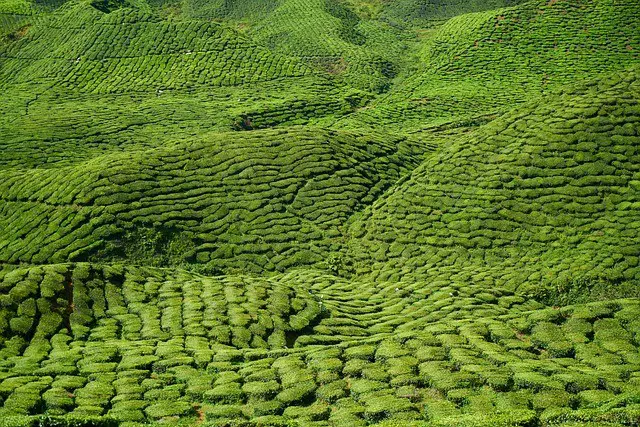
[[0, 0, 639, 425]]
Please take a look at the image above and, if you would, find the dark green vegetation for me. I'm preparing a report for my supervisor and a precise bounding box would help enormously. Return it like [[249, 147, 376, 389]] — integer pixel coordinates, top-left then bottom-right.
[[1, 0, 639, 425]]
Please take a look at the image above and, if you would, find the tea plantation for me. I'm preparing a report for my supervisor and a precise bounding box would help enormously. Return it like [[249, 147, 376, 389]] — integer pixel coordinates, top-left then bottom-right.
[[0, 0, 639, 425]]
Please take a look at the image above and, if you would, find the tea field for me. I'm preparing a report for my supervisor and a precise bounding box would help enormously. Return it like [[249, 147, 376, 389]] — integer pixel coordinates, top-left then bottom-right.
[[0, 0, 639, 426]]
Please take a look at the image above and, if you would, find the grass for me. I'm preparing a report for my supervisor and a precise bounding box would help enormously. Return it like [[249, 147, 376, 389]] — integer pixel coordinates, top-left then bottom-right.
[[0, 0, 639, 425]]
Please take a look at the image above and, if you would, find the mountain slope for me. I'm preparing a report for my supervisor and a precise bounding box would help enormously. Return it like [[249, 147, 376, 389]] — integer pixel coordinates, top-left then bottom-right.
[[0, 127, 427, 274], [338, 0, 640, 133], [346, 67, 640, 292]]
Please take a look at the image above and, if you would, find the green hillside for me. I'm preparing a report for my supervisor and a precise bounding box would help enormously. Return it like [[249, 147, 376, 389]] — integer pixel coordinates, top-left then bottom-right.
[[0, 263, 639, 426], [0, 0, 363, 169], [0, 127, 427, 273], [381, 0, 529, 27], [337, 0, 640, 132], [346, 67, 640, 293], [0, 0, 639, 425], [194, 0, 412, 93]]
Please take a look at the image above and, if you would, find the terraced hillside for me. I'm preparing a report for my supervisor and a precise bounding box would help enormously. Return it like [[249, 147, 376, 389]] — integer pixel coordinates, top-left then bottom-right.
[[346, 67, 640, 291], [337, 0, 640, 132], [180, 0, 412, 92], [0, 0, 639, 426], [0, 0, 361, 169], [0, 127, 426, 273], [1, 264, 639, 426]]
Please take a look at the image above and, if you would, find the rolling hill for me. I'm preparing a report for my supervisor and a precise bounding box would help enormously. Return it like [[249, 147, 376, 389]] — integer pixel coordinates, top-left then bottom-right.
[[0, 0, 639, 426], [336, 0, 640, 133], [0, 127, 427, 273], [346, 67, 640, 292]]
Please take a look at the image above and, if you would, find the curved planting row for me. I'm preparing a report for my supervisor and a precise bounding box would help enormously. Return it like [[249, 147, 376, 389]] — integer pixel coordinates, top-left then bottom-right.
[[0, 264, 638, 425]]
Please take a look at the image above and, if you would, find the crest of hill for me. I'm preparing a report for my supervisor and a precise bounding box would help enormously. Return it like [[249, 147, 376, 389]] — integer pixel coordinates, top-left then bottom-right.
[[0, 0, 313, 94], [0, 0, 369, 170], [345, 67, 640, 295], [0, 127, 426, 275], [338, 0, 640, 133], [181, 0, 413, 93]]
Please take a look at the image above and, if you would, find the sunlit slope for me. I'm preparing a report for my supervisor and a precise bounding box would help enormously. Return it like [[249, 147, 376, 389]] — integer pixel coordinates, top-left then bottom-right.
[[346, 68, 640, 290], [0, 75, 359, 169], [0, 0, 361, 169], [0, 263, 638, 425], [0, 128, 426, 274], [338, 0, 640, 132], [0, 2, 313, 92], [182, 0, 412, 93], [381, 0, 528, 27], [180, 0, 282, 21]]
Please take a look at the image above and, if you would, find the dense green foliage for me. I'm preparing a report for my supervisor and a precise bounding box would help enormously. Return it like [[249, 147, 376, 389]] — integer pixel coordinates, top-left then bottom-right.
[[346, 68, 640, 290], [338, 0, 640, 132], [0, 0, 639, 425], [0, 127, 426, 273], [0, 264, 639, 425]]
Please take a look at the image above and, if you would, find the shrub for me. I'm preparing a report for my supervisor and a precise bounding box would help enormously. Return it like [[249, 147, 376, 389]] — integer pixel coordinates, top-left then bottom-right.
[[275, 381, 316, 405], [244, 399, 284, 418], [10, 316, 34, 335], [316, 380, 347, 403], [106, 409, 145, 422], [420, 362, 480, 392], [531, 322, 574, 358], [204, 383, 244, 404], [376, 341, 410, 361], [242, 380, 280, 399], [245, 368, 277, 383], [577, 390, 615, 407], [144, 401, 195, 419], [344, 345, 376, 361], [42, 387, 74, 411], [51, 376, 87, 390], [343, 359, 369, 376], [349, 379, 387, 398], [362, 396, 414, 422], [205, 404, 244, 420], [532, 390, 574, 410], [117, 355, 158, 371], [362, 364, 390, 382], [415, 346, 447, 362], [282, 401, 330, 421], [513, 372, 564, 391]]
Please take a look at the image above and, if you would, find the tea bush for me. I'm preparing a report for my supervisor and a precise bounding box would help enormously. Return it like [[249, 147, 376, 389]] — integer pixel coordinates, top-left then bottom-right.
[[1, 0, 639, 425]]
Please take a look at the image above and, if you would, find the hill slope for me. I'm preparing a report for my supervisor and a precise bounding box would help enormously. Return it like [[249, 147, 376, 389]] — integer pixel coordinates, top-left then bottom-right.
[[0, 0, 639, 426], [346, 67, 640, 293], [0, 127, 427, 274], [0, 0, 363, 169], [0, 263, 638, 425], [337, 0, 640, 133]]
